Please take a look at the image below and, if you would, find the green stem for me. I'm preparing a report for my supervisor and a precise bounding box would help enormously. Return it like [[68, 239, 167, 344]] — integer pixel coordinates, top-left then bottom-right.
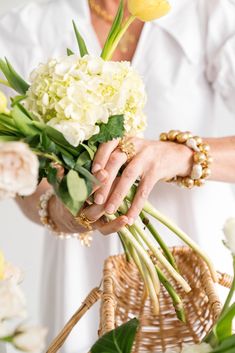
[[143, 200, 218, 282], [118, 231, 132, 262], [140, 211, 179, 271], [0, 79, 11, 88], [133, 219, 191, 293], [156, 266, 186, 323], [33, 150, 62, 164], [220, 256, 235, 317], [1, 336, 13, 343], [103, 15, 136, 60], [127, 228, 160, 314], [106, 214, 161, 295]]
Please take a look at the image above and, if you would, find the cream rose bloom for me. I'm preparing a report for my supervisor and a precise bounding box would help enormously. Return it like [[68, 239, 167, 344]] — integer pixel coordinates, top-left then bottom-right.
[[13, 325, 47, 353], [0, 142, 39, 200], [223, 218, 235, 254]]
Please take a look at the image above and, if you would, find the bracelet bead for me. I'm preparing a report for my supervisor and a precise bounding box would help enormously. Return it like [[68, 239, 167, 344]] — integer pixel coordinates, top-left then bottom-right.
[[160, 130, 212, 189]]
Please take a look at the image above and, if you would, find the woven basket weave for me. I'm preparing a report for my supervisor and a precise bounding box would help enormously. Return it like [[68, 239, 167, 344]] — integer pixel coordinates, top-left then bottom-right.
[[47, 246, 232, 353]]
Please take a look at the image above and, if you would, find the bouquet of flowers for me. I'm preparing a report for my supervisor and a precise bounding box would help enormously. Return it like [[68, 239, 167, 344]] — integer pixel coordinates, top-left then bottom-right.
[[0, 252, 47, 353], [0, 0, 217, 318]]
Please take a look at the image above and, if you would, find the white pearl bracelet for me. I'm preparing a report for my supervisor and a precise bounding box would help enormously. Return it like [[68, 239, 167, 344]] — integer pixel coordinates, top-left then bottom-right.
[[38, 189, 80, 240]]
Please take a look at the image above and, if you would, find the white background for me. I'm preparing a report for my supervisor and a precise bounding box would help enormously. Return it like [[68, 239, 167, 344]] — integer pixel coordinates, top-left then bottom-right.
[[0, 1, 234, 352]]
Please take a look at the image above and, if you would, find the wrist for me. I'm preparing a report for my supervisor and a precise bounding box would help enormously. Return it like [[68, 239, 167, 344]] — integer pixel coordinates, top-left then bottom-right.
[[47, 195, 84, 234], [156, 141, 193, 180]]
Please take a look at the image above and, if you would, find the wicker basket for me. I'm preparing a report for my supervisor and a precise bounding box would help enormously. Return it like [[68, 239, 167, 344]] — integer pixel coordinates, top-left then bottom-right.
[[47, 247, 232, 353]]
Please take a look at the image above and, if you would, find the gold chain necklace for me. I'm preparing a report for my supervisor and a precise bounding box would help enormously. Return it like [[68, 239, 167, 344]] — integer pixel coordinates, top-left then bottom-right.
[[88, 0, 135, 54]]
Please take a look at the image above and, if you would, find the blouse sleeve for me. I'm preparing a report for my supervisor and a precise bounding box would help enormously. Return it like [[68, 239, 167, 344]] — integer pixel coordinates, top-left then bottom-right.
[[206, 0, 235, 112]]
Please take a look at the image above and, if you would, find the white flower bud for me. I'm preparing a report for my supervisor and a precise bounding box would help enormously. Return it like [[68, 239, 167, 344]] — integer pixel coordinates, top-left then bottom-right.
[[13, 325, 47, 353], [223, 218, 235, 254]]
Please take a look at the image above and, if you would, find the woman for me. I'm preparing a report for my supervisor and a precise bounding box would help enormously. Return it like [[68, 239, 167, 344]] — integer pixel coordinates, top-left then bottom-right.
[[1, 0, 235, 352]]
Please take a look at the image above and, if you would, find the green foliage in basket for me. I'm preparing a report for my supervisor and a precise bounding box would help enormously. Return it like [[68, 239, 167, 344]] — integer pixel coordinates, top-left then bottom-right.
[[91, 318, 139, 353]]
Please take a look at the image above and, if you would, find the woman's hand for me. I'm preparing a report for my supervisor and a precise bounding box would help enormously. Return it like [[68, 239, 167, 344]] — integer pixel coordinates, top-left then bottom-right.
[[48, 171, 129, 236], [92, 137, 193, 225]]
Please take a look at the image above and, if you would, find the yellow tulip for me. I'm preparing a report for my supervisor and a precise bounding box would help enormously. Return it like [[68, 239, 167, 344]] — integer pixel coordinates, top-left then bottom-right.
[[0, 251, 5, 280], [128, 0, 171, 22], [0, 91, 9, 114]]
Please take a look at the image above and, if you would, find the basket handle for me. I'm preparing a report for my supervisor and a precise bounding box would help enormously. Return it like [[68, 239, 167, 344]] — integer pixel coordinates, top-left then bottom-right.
[[46, 287, 102, 353], [217, 271, 233, 288]]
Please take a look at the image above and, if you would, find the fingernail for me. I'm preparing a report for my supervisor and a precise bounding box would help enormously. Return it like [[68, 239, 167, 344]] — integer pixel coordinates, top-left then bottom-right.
[[92, 163, 101, 173], [128, 218, 134, 226], [106, 203, 116, 214], [94, 194, 104, 205], [96, 170, 107, 183]]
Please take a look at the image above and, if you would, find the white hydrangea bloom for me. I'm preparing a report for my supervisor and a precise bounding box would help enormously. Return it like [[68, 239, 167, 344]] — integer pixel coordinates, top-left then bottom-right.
[[25, 55, 147, 146]]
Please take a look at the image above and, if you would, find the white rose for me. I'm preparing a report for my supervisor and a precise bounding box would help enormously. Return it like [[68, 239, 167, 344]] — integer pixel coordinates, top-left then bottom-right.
[[0, 142, 39, 199], [0, 280, 27, 321], [13, 325, 47, 353], [223, 218, 235, 254]]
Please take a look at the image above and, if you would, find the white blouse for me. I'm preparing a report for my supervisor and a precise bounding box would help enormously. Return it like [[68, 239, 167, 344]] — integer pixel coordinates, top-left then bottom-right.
[[0, 0, 235, 352]]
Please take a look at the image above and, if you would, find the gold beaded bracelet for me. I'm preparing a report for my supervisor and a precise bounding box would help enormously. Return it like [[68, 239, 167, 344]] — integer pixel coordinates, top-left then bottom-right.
[[160, 130, 213, 189]]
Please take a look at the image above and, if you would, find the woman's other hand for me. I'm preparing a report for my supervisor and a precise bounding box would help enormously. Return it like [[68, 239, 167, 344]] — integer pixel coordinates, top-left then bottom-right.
[[92, 137, 193, 225]]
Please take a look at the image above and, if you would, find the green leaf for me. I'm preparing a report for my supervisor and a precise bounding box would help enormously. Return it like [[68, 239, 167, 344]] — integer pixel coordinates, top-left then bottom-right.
[[45, 126, 80, 157], [101, 0, 124, 60], [210, 335, 235, 352], [0, 135, 19, 141], [213, 303, 235, 343], [10, 95, 27, 107], [75, 151, 90, 167], [67, 170, 88, 202], [0, 113, 19, 133], [91, 318, 139, 353], [57, 175, 83, 216], [40, 131, 57, 154], [90, 115, 125, 144], [61, 153, 75, 169], [11, 105, 39, 137], [80, 143, 95, 160], [72, 20, 89, 57], [67, 48, 74, 56], [74, 163, 99, 187], [47, 165, 59, 187], [0, 58, 30, 94], [24, 134, 41, 148]]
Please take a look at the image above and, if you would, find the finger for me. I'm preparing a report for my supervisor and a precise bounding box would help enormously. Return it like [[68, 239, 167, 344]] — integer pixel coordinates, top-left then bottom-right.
[[104, 158, 143, 215], [127, 175, 157, 225], [91, 169, 109, 194], [97, 215, 128, 235], [94, 150, 127, 205], [92, 140, 119, 173], [82, 203, 105, 223]]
